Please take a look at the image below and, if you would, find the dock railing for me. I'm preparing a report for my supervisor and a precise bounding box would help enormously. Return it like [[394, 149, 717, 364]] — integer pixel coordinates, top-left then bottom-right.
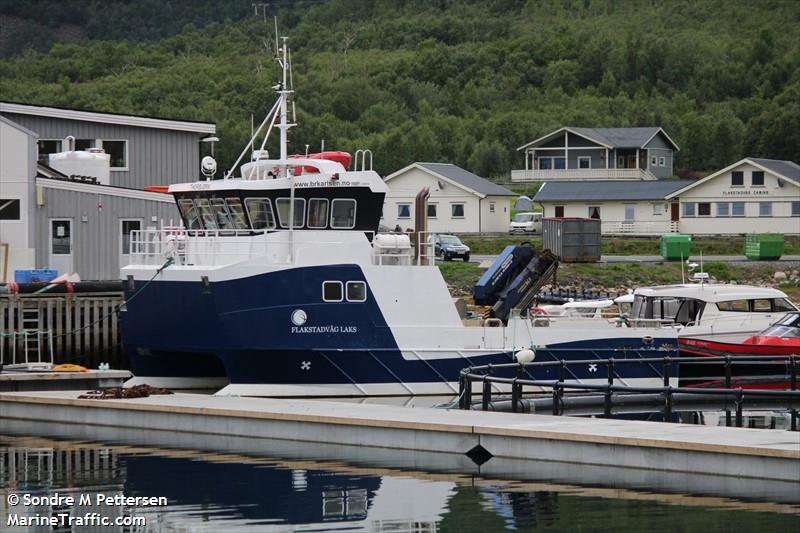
[[458, 355, 800, 431]]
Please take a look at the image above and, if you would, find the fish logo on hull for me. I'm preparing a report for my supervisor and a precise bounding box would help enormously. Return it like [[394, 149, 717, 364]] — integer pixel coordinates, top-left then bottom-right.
[[291, 309, 307, 326]]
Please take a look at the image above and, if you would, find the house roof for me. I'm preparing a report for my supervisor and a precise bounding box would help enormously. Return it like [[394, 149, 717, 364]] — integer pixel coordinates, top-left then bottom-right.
[[665, 157, 800, 199], [534, 179, 694, 202], [385, 162, 516, 197], [1, 101, 216, 134], [518, 126, 679, 151]]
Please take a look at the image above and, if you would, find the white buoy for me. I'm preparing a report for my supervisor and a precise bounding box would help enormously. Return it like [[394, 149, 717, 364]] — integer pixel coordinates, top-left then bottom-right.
[[515, 349, 535, 364]]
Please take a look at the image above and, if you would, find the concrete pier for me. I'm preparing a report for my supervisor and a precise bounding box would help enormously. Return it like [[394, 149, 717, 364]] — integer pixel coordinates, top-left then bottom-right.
[[0, 370, 130, 392], [0, 391, 797, 485]]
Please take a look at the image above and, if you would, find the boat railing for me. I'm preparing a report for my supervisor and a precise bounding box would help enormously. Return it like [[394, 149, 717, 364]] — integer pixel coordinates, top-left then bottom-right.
[[457, 354, 800, 430], [128, 228, 440, 268]]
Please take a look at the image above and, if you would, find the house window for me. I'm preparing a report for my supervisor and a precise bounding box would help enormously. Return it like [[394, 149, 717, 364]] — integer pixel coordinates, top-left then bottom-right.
[[752, 171, 765, 186], [451, 203, 465, 218], [731, 171, 744, 186], [716, 203, 729, 217], [624, 204, 635, 221], [578, 157, 591, 169], [0, 199, 21, 220], [697, 203, 711, 216], [650, 155, 658, 167], [120, 219, 141, 255], [658, 156, 666, 167], [322, 281, 343, 302], [489, 202, 495, 213], [792, 201, 800, 217], [588, 206, 601, 219], [307, 198, 329, 229], [331, 199, 356, 229], [554, 158, 566, 169], [652, 203, 665, 216], [276, 198, 306, 228], [244, 198, 276, 229], [539, 158, 552, 170], [75, 139, 96, 150], [346, 281, 367, 302], [759, 202, 772, 217], [731, 202, 745, 217], [100, 140, 128, 170], [555, 205, 565, 218], [427, 203, 437, 218], [37, 139, 62, 161], [683, 203, 696, 217], [397, 203, 411, 219]]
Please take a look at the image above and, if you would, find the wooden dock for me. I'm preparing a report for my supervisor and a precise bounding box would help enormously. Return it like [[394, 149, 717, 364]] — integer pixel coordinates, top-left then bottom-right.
[[0, 370, 130, 392], [0, 292, 125, 369], [0, 391, 797, 485]]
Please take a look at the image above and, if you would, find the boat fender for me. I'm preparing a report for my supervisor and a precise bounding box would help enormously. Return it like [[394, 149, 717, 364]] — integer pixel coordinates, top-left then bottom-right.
[[515, 348, 535, 364]]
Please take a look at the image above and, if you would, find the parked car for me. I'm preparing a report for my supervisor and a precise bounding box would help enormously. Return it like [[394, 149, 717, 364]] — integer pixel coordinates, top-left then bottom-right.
[[509, 212, 543, 234], [429, 234, 471, 262]]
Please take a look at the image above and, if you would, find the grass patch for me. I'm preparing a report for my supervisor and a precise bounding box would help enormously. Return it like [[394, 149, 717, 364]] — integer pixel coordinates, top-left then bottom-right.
[[438, 262, 483, 294], [461, 236, 541, 254]]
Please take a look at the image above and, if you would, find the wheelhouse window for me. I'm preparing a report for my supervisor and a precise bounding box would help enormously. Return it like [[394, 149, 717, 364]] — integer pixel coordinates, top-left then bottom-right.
[[244, 198, 276, 229], [751, 170, 765, 186], [331, 199, 356, 229], [276, 198, 306, 228], [178, 199, 202, 229], [225, 198, 248, 229], [100, 140, 127, 169], [717, 300, 749, 312], [0, 199, 21, 220], [194, 198, 217, 229], [451, 203, 465, 218], [731, 171, 744, 186], [322, 281, 343, 302], [307, 198, 329, 229], [397, 203, 411, 219], [346, 281, 367, 302]]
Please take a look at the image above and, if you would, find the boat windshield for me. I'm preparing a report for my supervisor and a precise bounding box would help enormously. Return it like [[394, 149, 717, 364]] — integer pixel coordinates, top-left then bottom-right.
[[177, 197, 250, 230], [514, 214, 533, 222], [631, 295, 704, 325], [759, 313, 800, 338]]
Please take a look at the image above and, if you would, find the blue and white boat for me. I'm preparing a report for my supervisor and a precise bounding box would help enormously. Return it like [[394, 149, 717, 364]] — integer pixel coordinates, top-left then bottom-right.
[[120, 40, 678, 396]]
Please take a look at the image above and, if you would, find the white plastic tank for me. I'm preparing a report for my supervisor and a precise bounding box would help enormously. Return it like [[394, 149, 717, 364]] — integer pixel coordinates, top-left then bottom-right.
[[48, 146, 111, 185]]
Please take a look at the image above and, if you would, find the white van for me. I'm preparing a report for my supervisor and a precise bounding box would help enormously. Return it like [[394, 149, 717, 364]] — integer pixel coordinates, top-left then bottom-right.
[[509, 212, 543, 234]]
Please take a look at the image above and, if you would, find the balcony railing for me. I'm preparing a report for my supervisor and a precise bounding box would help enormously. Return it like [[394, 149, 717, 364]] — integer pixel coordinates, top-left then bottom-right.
[[511, 168, 657, 182]]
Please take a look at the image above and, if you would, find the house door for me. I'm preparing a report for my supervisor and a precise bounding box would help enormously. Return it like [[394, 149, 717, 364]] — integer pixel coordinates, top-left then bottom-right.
[[120, 219, 142, 269], [627, 155, 637, 168], [670, 203, 680, 222], [49, 219, 73, 275]]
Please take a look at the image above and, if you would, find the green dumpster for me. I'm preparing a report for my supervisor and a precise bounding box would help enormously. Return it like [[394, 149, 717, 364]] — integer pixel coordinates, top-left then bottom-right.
[[745, 233, 784, 260], [660, 234, 692, 261]]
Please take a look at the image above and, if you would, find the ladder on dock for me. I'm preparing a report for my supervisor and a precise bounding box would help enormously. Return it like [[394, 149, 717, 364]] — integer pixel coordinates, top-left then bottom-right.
[[0, 305, 54, 370]]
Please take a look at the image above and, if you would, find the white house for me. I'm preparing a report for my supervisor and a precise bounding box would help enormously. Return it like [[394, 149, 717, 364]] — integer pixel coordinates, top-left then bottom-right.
[[534, 179, 693, 235], [665, 158, 800, 235], [383, 163, 516, 234], [533, 157, 800, 236]]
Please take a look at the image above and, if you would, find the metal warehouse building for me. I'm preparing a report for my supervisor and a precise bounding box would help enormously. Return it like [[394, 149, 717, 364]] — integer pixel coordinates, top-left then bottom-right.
[[0, 102, 216, 281]]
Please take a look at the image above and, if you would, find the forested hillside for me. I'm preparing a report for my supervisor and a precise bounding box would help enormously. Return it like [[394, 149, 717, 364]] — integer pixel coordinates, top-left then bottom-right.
[[1, 0, 798, 178]]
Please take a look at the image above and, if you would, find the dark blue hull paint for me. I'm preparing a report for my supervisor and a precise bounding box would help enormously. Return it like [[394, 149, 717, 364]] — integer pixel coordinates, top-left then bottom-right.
[[121, 266, 677, 388]]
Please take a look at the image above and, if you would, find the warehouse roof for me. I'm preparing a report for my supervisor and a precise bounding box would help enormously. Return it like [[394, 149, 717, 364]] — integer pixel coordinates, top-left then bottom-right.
[[534, 180, 694, 202]]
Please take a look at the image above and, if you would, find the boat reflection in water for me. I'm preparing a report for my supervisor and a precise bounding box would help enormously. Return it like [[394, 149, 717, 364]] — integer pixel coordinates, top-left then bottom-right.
[[0, 435, 797, 532]]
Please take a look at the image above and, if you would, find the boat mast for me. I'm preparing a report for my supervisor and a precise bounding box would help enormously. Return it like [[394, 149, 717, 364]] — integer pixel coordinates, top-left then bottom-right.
[[276, 36, 296, 260]]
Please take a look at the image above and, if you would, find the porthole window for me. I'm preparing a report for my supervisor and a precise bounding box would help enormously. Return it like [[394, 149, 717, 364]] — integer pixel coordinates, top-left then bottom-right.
[[346, 281, 367, 302], [322, 281, 343, 302]]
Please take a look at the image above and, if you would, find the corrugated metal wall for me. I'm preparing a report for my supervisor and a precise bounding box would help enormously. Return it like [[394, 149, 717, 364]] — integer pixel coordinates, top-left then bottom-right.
[[35, 188, 179, 280], [2, 112, 203, 189]]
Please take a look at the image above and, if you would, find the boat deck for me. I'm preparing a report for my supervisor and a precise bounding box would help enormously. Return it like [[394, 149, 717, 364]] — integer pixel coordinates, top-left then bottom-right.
[[0, 390, 797, 484]]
